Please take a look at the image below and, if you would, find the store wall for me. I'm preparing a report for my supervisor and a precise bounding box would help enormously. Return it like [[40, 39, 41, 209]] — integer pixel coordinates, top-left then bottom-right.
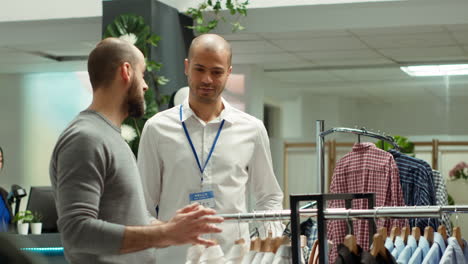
[[0, 74, 24, 189], [0, 72, 92, 196]]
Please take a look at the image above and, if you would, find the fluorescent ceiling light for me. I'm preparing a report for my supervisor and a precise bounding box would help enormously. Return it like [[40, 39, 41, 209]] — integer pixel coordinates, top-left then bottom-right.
[[400, 64, 468, 77], [248, 0, 405, 9]]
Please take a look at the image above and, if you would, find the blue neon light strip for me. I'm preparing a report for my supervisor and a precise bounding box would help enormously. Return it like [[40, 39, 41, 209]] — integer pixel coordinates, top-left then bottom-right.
[[20, 247, 64, 256]]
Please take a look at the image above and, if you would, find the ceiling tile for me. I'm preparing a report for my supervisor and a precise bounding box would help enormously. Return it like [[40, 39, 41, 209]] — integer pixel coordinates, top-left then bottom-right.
[[359, 32, 456, 49], [378, 46, 466, 61], [351, 25, 446, 36], [232, 52, 302, 64], [314, 58, 396, 66], [259, 29, 350, 40], [330, 68, 410, 81], [262, 61, 318, 71], [230, 40, 284, 53], [297, 49, 381, 60], [222, 33, 261, 41], [451, 31, 468, 45], [270, 37, 367, 52], [264, 70, 342, 84], [445, 24, 468, 32]]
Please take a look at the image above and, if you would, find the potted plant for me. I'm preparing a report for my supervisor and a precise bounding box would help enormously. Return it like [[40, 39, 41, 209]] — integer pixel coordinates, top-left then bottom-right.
[[13, 210, 34, 235], [30, 211, 43, 235]]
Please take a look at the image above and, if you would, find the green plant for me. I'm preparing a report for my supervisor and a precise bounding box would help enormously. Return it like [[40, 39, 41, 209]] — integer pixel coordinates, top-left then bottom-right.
[[13, 210, 34, 224], [186, 0, 249, 33], [104, 14, 170, 156], [376, 135, 415, 154]]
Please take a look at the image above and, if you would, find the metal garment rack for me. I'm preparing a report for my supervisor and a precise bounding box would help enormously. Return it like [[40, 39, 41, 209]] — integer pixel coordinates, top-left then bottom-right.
[[219, 202, 468, 264], [315, 120, 400, 194]]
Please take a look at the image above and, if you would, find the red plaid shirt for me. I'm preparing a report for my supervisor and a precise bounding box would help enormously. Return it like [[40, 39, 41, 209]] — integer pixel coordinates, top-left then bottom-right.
[[327, 142, 407, 263]]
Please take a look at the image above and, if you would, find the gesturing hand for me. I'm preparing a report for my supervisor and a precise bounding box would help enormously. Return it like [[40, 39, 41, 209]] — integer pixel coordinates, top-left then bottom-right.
[[161, 203, 224, 247]]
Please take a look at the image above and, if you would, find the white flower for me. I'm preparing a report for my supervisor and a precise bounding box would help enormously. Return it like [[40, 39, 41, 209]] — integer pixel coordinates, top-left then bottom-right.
[[121, 124, 137, 143], [119, 33, 138, 45], [463, 168, 468, 176]]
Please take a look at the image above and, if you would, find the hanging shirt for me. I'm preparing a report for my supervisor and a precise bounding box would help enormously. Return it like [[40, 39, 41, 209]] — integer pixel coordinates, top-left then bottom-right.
[[328, 143, 407, 263], [432, 170, 452, 234], [199, 245, 225, 264], [261, 252, 275, 264], [225, 243, 247, 264], [385, 237, 395, 252], [397, 235, 418, 264], [242, 250, 257, 264], [408, 236, 430, 264], [392, 236, 406, 259], [388, 150, 438, 230], [422, 232, 447, 264], [272, 245, 292, 264], [439, 237, 467, 264], [251, 252, 265, 264], [186, 244, 205, 264], [137, 98, 284, 263]]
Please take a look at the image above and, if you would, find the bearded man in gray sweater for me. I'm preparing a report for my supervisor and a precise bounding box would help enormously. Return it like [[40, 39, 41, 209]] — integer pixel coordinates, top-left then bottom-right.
[[49, 38, 223, 264]]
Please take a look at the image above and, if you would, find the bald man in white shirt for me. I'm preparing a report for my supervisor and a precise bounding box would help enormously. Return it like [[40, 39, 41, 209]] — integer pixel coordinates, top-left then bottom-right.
[[137, 33, 284, 263]]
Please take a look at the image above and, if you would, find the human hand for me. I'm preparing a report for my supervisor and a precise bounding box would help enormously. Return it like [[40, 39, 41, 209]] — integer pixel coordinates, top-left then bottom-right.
[[160, 203, 223, 247]]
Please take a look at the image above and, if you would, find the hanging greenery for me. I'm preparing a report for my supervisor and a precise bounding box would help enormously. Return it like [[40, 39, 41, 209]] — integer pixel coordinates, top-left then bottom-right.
[[186, 0, 250, 33], [103, 14, 170, 157]]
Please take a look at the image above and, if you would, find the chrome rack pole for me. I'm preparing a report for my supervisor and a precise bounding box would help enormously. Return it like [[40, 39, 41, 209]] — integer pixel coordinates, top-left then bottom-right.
[[316, 120, 325, 194], [218, 206, 468, 222]]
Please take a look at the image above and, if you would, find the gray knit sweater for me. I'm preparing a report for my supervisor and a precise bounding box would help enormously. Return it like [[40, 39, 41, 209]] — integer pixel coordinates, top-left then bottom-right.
[[50, 110, 155, 264]]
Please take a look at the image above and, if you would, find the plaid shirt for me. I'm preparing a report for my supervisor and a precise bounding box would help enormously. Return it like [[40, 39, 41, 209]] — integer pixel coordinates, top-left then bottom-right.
[[433, 170, 452, 234], [328, 143, 407, 263], [388, 150, 439, 230]]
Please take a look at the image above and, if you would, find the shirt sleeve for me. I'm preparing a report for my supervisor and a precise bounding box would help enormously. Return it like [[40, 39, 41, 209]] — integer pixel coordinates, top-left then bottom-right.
[[249, 120, 283, 210], [54, 133, 125, 254], [249, 120, 284, 236], [137, 120, 162, 219]]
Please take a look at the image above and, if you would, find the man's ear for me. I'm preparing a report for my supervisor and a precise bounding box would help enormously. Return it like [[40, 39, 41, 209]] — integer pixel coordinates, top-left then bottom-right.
[[120, 62, 132, 82], [184, 59, 189, 76]]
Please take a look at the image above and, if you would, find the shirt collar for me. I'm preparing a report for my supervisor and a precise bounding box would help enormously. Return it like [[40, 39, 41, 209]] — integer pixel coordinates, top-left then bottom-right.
[[180, 97, 235, 124], [352, 142, 375, 151]]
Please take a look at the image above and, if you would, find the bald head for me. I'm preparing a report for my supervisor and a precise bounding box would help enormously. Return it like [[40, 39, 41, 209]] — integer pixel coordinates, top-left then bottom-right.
[[188, 34, 232, 66], [87, 37, 143, 90]]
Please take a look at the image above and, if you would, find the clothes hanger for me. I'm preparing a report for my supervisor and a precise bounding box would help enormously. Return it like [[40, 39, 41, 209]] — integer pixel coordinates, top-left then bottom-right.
[[424, 217, 434, 245], [234, 213, 245, 245], [390, 226, 400, 243], [378, 226, 388, 238], [424, 226, 434, 245], [437, 225, 448, 242], [452, 208, 464, 248], [453, 227, 464, 249], [412, 227, 421, 243], [401, 226, 410, 245], [343, 210, 359, 255], [370, 233, 387, 260], [308, 240, 318, 264]]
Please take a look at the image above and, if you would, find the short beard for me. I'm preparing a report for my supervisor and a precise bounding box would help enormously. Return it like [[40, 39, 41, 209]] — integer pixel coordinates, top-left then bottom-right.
[[127, 79, 146, 118]]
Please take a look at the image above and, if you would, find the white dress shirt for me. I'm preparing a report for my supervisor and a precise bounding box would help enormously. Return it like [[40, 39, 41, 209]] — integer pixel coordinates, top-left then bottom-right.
[[137, 98, 284, 264]]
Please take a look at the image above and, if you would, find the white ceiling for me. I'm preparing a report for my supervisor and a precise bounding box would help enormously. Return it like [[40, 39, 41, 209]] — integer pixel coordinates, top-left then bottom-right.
[[1, 0, 468, 101]]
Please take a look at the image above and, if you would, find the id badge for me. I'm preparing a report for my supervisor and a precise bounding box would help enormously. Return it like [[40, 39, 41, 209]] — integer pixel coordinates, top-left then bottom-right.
[[189, 184, 216, 209]]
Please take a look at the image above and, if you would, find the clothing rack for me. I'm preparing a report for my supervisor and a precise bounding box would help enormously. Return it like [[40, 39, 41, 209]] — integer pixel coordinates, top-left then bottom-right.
[[315, 120, 399, 194], [218, 205, 468, 222], [219, 200, 468, 263]]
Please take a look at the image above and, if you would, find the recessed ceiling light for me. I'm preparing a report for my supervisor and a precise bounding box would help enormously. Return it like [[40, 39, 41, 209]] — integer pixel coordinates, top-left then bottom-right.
[[400, 64, 468, 77]]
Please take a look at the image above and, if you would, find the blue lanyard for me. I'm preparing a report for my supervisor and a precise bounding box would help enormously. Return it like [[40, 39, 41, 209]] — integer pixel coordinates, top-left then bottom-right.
[[180, 105, 225, 181]]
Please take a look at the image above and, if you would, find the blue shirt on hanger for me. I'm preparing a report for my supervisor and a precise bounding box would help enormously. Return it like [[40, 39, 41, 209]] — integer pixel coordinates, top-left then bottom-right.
[[392, 236, 406, 259], [439, 237, 466, 264], [386, 237, 395, 252], [397, 235, 417, 264], [408, 236, 430, 264], [422, 232, 447, 264]]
